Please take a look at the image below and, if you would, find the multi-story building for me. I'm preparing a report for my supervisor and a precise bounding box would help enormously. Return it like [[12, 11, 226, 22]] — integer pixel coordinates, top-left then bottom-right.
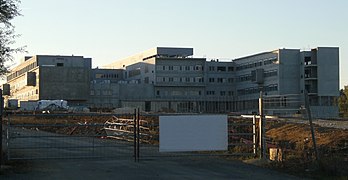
[[103, 47, 236, 113], [2, 47, 339, 118], [232, 47, 339, 117], [3, 55, 91, 106]]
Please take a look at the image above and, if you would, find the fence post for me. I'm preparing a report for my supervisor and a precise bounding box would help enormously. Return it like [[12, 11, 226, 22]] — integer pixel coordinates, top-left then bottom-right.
[[137, 108, 140, 161], [0, 89, 3, 166], [133, 109, 137, 162], [253, 115, 256, 156]]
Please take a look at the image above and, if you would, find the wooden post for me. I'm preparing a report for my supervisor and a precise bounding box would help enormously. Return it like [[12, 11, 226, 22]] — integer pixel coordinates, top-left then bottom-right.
[[304, 91, 319, 160]]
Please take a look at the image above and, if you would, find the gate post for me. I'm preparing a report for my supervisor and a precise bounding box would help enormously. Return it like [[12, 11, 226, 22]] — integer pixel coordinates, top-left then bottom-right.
[[259, 91, 266, 159], [0, 89, 3, 166]]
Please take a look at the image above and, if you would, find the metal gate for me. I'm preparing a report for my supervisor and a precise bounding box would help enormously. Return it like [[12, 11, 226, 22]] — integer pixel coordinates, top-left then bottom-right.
[[4, 111, 259, 161], [6, 113, 136, 160]]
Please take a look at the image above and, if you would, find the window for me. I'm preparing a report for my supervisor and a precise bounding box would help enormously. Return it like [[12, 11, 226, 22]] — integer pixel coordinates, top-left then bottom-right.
[[228, 91, 233, 96], [144, 77, 149, 84], [209, 66, 215, 71], [228, 67, 234, 71], [209, 78, 215, 83], [220, 91, 226, 96], [264, 70, 278, 77], [217, 66, 226, 72], [228, 78, 234, 83], [304, 57, 312, 65], [57, 63, 64, 67], [206, 91, 215, 95], [195, 65, 202, 71], [217, 78, 223, 83], [196, 77, 204, 83], [156, 90, 160, 96]]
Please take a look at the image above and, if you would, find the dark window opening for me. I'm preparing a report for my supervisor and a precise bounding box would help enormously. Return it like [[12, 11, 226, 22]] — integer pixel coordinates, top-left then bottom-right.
[[217, 66, 226, 72], [57, 63, 64, 67]]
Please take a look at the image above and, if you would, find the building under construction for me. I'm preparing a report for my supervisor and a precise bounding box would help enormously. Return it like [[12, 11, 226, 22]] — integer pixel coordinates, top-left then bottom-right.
[[2, 47, 339, 118]]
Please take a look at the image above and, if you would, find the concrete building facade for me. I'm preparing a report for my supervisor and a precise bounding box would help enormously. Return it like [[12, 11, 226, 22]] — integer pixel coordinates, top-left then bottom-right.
[[3, 55, 92, 106], [2, 47, 340, 118]]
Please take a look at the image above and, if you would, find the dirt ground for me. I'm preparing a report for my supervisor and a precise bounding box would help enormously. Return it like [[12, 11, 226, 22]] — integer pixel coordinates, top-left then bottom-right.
[[265, 119, 348, 179]]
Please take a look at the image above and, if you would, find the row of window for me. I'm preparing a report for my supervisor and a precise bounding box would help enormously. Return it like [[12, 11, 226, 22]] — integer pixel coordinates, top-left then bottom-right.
[[156, 76, 204, 83], [208, 77, 234, 83], [237, 69, 278, 82], [206, 91, 234, 96], [236, 57, 277, 71], [7, 62, 37, 81], [264, 69, 278, 77], [14, 89, 39, 99], [155, 90, 234, 97], [95, 73, 120, 79], [208, 66, 234, 72], [237, 84, 278, 95], [156, 65, 203, 71], [90, 90, 113, 96]]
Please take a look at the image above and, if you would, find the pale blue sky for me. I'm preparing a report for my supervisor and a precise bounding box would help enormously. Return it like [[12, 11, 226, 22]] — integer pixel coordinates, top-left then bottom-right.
[[11, 0, 348, 88]]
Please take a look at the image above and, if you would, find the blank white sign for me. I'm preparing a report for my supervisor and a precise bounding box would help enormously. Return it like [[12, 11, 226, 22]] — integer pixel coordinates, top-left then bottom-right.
[[159, 115, 228, 152]]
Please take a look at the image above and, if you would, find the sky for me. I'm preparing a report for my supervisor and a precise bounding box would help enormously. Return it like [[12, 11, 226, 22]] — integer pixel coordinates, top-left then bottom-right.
[[10, 0, 348, 88]]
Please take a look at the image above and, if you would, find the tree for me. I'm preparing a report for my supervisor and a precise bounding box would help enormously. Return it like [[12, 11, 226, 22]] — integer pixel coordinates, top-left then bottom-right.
[[338, 88, 348, 117], [0, 0, 24, 75]]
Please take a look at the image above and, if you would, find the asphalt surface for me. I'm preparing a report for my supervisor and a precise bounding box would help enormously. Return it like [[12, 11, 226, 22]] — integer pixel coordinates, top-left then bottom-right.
[[1, 127, 301, 179]]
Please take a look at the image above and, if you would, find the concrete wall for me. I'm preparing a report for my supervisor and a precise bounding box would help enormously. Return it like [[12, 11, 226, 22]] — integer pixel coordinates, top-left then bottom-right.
[[37, 55, 91, 68], [39, 67, 90, 102], [119, 84, 154, 99], [88, 82, 121, 108], [310, 106, 339, 118], [278, 49, 301, 95], [317, 47, 339, 96], [104, 47, 193, 69]]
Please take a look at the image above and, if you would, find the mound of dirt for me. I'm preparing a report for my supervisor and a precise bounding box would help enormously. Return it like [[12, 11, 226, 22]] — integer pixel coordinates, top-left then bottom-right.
[[266, 120, 348, 178]]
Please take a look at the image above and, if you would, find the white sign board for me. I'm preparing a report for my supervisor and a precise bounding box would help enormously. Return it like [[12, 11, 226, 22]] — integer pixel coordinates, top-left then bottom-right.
[[159, 115, 228, 152]]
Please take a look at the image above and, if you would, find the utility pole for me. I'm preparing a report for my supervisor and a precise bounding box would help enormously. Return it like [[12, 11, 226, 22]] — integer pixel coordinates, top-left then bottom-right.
[[304, 91, 319, 161]]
